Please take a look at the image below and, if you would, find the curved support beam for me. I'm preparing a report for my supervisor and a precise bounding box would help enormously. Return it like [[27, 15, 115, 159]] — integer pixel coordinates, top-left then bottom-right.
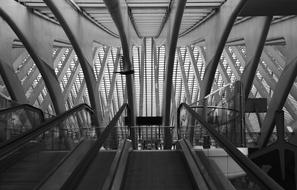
[[162, 0, 187, 149], [198, 0, 247, 99], [254, 17, 297, 147], [197, 46, 219, 92], [103, 0, 138, 146], [102, 0, 140, 46], [44, 0, 109, 128], [262, 49, 297, 105], [0, 1, 66, 114], [0, 19, 27, 103], [0, 19, 24, 66], [239, 17, 272, 99], [258, 57, 297, 148], [0, 60, 27, 103], [0, 1, 67, 67], [177, 0, 246, 46], [27, 49, 71, 108]]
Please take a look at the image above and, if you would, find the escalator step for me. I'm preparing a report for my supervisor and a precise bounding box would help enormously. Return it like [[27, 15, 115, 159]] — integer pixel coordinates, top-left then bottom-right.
[[122, 151, 195, 190], [0, 151, 67, 190], [75, 151, 117, 190]]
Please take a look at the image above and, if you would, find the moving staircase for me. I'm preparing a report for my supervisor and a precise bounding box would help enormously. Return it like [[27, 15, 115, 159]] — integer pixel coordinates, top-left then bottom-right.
[[0, 103, 284, 190]]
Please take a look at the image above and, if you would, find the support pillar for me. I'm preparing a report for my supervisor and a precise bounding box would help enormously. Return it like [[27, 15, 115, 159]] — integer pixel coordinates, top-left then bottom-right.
[[162, 0, 187, 149]]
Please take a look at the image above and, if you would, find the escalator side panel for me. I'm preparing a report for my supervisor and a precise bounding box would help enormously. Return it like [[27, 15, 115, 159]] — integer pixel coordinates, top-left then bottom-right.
[[121, 151, 195, 190], [75, 151, 116, 190], [196, 150, 236, 190]]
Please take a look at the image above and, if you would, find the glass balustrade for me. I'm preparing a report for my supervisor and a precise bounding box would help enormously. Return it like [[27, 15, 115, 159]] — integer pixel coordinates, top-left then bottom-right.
[[178, 103, 283, 190], [187, 81, 245, 147], [0, 105, 44, 144], [39, 107, 96, 150]]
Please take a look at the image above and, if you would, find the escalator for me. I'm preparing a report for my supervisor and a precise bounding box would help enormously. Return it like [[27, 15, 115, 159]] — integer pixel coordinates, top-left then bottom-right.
[[75, 150, 196, 190], [1, 102, 284, 190], [0, 104, 96, 190], [31, 103, 235, 190], [0, 151, 67, 190], [121, 150, 195, 190], [75, 150, 117, 190], [70, 138, 234, 190]]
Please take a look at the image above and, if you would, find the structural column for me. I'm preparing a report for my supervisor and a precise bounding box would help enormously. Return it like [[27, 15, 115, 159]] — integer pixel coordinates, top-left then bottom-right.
[[239, 17, 272, 100], [199, 0, 247, 99], [103, 0, 139, 147], [162, 0, 187, 149], [258, 17, 297, 147]]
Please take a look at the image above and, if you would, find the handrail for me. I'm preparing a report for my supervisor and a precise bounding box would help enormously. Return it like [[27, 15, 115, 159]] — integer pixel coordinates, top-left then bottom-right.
[[109, 140, 132, 190], [0, 103, 45, 122], [182, 139, 236, 190], [178, 139, 210, 190], [177, 103, 284, 190], [59, 103, 129, 189], [95, 103, 128, 150], [102, 139, 132, 190], [0, 103, 94, 158]]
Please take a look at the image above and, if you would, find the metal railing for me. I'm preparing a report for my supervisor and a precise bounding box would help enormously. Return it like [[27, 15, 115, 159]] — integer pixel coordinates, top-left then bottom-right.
[[114, 125, 174, 150]]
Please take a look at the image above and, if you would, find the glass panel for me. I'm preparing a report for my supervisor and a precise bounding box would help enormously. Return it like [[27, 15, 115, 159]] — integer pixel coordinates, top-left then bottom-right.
[[40, 109, 96, 150], [179, 105, 268, 189], [0, 106, 96, 189], [188, 81, 245, 147], [0, 106, 44, 144]]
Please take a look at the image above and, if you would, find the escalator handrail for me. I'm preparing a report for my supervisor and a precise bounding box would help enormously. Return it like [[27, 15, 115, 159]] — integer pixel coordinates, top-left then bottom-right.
[[0, 103, 94, 158], [57, 103, 128, 189], [182, 139, 236, 190], [94, 103, 128, 150], [178, 139, 210, 190], [0, 103, 45, 122], [177, 103, 284, 190], [102, 139, 132, 190]]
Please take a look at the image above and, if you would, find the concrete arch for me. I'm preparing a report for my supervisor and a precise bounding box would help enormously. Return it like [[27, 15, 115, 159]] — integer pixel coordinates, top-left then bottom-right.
[[0, 1, 66, 114], [0, 59, 27, 104], [43, 0, 115, 128]]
